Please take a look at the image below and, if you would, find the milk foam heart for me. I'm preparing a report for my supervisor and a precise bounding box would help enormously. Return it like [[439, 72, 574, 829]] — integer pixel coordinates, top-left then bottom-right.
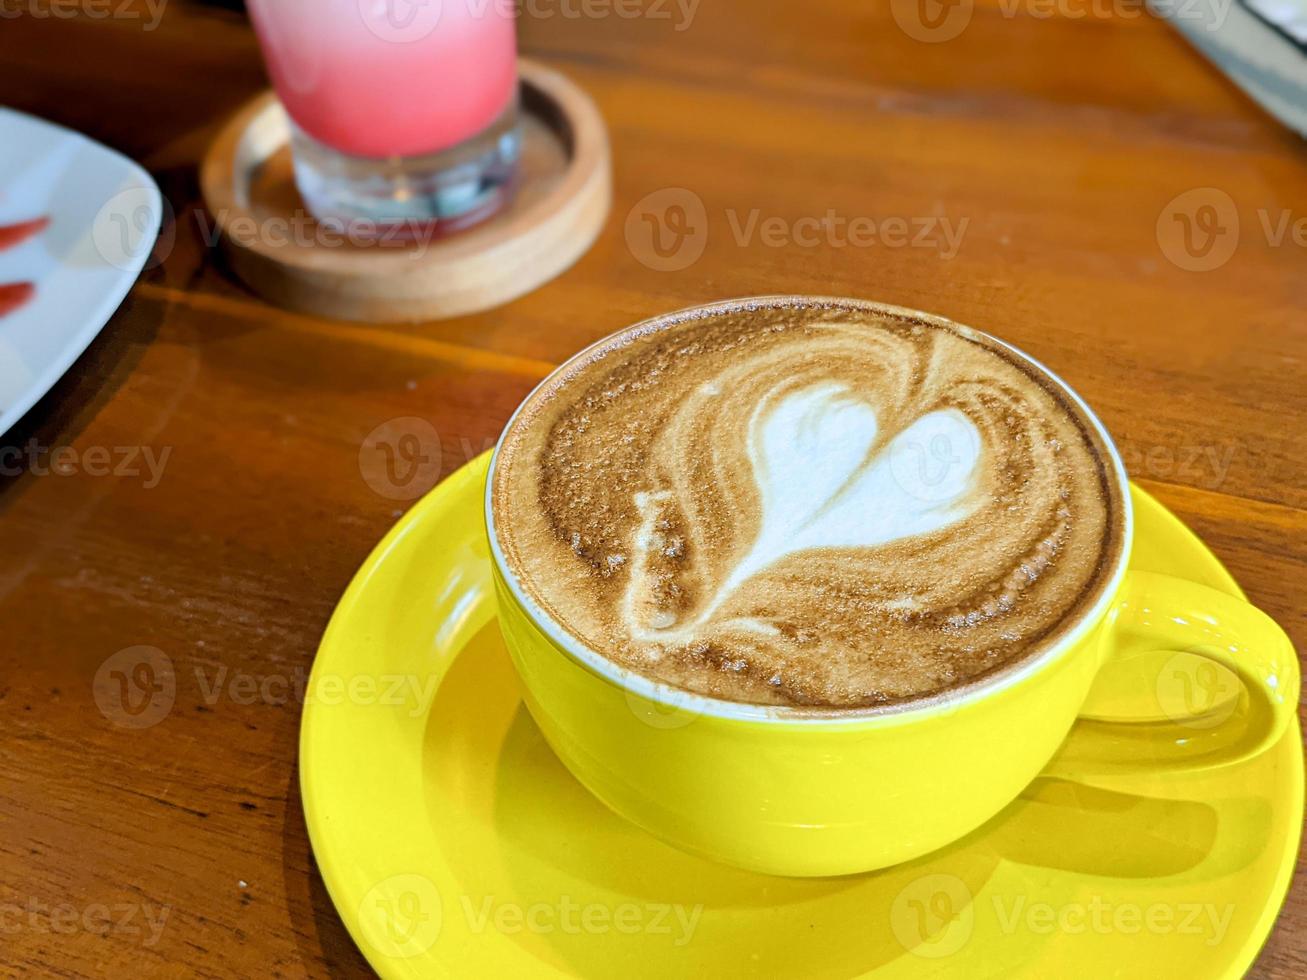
[[747, 386, 981, 564], [630, 385, 984, 638], [492, 300, 1123, 709]]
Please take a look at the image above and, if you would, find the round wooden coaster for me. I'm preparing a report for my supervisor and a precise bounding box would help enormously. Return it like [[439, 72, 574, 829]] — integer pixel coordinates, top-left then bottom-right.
[[200, 59, 611, 323]]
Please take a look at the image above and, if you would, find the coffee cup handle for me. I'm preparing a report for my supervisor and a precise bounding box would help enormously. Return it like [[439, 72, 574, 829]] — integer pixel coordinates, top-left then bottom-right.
[[1044, 570, 1298, 779]]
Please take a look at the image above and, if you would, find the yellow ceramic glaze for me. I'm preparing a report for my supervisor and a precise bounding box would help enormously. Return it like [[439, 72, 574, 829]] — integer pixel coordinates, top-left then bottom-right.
[[300, 454, 1303, 978], [494, 561, 1297, 877], [488, 488, 1297, 878]]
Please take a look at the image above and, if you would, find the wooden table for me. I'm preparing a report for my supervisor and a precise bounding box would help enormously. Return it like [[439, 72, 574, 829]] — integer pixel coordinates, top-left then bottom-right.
[[1, 1, 1303, 975]]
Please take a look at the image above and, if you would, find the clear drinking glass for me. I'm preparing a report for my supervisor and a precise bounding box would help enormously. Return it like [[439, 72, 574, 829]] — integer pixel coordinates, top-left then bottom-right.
[[246, 0, 520, 237]]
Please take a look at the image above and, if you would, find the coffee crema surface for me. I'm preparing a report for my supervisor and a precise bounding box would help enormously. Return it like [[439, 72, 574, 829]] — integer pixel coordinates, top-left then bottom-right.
[[491, 299, 1124, 710]]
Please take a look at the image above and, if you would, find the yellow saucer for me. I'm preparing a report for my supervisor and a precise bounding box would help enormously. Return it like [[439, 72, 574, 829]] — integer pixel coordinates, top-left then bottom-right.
[[301, 453, 1303, 978]]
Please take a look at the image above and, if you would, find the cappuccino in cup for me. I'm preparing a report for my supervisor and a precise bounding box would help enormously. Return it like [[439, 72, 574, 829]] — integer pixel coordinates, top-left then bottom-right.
[[491, 298, 1126, 710]]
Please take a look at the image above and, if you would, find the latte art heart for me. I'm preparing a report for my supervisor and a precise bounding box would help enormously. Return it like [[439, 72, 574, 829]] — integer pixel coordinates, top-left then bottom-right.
[[624, 386, 984, 639], [492, 300, 1123, 709]]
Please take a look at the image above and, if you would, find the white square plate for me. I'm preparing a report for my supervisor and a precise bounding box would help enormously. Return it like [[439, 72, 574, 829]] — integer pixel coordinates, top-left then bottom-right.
[[0, 107, 161, 435]]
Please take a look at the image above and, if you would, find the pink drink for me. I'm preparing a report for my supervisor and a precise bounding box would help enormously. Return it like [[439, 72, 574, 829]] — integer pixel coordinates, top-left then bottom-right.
[[248, 0, 517, 159], [247, 1, 520, 233], [248, 0, 518, 159]]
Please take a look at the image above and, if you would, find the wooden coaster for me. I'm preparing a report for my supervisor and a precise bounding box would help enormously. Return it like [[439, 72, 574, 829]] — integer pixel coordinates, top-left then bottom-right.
[[200, 59, 611, 323]]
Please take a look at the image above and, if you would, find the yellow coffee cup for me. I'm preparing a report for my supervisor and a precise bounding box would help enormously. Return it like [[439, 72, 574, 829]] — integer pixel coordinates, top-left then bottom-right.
[[485, 298, 1298, 877]]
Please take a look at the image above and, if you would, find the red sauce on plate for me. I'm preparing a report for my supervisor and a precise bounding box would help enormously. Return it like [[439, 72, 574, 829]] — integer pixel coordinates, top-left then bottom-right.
[[0, 216, 49, 317], [0, 281, 35, 317]]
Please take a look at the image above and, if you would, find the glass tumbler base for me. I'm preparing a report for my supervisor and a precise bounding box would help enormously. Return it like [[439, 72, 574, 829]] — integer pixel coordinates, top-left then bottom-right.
[[288, 102, 520, 240]]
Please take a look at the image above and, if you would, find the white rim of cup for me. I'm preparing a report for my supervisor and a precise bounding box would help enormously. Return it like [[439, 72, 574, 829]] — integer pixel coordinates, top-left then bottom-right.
[[485, 296, 1135, 726]]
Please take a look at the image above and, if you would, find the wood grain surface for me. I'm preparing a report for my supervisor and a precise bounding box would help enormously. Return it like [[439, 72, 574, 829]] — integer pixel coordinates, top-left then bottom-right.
[[1, 1, 1303, 976], [199, 61, 612, 322]]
